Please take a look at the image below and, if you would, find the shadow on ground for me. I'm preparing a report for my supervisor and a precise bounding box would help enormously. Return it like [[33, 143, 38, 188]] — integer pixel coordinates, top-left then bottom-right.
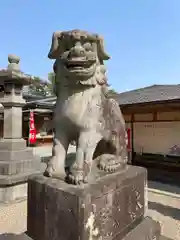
[[148, 201, 180, 221], [148, 181, 180, 195], [0, 234, 31, 240], [146, 167, 180, 187], [0, 233, 170, 240]]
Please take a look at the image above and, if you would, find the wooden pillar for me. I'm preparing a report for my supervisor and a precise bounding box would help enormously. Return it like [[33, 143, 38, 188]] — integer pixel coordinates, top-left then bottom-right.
[[131, 114, 135, 165]]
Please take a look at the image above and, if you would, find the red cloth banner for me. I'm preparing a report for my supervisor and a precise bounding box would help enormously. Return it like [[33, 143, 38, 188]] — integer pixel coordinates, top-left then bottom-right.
[[29, 110, 36, 145], [126, 128, 131, 150]]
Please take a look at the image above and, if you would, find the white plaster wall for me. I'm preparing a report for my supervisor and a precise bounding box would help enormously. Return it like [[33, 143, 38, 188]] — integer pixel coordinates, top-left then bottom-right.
[[134, 122, 180, 155]]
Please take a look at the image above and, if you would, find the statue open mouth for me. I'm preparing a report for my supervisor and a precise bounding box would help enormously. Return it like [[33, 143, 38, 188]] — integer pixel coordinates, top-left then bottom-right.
[[66, 61, 91, 69], [64, 59, 96, 74], [65, 60, 95, 71]]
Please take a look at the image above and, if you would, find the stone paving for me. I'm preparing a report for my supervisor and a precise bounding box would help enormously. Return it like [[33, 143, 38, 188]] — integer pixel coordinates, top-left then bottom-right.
[[148, 191, 180, 239], [0, 200, 27, 234], [0, 146, 179, 239]]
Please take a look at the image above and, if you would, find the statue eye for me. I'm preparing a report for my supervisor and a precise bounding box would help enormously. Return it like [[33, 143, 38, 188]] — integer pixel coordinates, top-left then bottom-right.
[[63, 40, 73, 51], [83, 42, 92, 51], [63, 43, 70, 52]]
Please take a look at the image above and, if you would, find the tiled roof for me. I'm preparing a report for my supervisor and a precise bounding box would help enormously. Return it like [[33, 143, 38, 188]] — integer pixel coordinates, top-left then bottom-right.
[[115, 84, 180, 106], [22, 86, 34, 98], [22, 86, 51, 101], [24, 95, 56, 110], [24, 84, 180, 108]]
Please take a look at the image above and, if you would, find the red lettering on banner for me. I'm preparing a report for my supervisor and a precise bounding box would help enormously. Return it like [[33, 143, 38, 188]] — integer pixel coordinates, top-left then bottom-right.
[[30, 122, 35, 129], [29, 111, 36, 145]]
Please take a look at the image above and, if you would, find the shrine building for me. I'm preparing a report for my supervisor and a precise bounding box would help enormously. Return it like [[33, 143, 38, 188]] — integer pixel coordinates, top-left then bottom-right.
[[22, 84, 180, 179]]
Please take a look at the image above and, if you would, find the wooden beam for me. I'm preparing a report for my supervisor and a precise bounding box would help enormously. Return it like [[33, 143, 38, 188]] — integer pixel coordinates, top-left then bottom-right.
[[131, 114, 134, 122], [122, 102, 180, 114], [153, 112, 157, 121]]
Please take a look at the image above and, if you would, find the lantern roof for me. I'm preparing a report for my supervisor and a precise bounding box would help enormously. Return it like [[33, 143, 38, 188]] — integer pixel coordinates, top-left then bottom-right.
[[0, 54, 36, 85]]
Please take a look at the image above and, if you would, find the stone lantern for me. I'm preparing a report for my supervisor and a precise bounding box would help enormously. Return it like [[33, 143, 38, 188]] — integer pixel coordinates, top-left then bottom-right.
[[0, 54, 40, 203]]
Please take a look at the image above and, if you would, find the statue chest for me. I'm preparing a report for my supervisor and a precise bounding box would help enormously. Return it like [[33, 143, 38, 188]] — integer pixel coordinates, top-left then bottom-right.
[[55, 89, 102, 127]]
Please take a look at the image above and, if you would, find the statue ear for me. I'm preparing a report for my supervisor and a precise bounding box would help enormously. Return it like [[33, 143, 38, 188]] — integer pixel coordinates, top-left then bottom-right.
[[48, 31, 63, 59], [96, 35, 110, 62]]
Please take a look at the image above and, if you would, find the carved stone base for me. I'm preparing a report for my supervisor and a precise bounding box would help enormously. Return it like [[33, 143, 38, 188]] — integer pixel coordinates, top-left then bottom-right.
[[27, 165, 163, 240]]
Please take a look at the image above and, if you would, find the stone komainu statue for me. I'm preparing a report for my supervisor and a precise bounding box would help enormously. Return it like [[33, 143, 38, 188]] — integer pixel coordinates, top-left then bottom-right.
[[44, 29, 128, 184]]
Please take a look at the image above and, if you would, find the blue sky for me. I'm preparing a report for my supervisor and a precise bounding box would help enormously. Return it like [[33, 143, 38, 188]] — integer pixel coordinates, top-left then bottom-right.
[[1, 0, 180, 92]]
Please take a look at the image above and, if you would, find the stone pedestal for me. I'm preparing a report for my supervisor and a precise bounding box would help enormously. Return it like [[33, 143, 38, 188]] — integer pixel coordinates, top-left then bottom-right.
[[27, 166, 162, 240], [0, 55, 41, 203]]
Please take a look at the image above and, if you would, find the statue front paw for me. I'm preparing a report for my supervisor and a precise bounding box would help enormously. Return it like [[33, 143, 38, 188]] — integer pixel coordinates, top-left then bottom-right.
[[44, 165, 54, 177], [66, 170, 84, 185]]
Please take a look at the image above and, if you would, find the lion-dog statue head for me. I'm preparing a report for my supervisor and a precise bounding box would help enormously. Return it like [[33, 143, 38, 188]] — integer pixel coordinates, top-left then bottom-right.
[[48, 29, 110, 91]]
